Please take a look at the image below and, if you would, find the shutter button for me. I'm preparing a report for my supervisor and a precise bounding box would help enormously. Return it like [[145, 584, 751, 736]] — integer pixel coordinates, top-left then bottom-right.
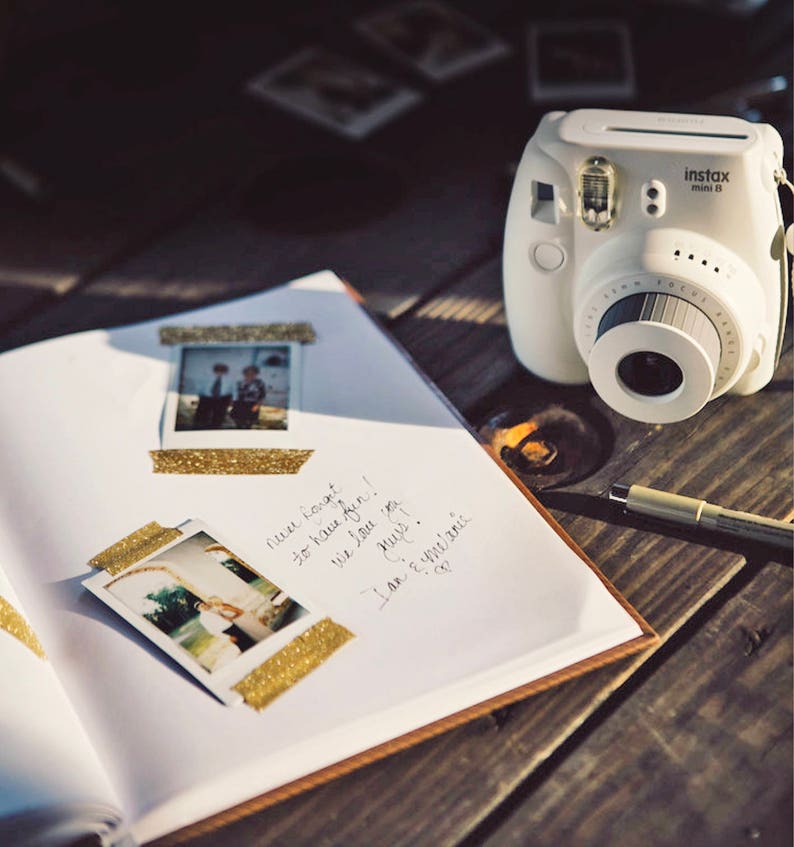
[[532, 242, 565, 271]]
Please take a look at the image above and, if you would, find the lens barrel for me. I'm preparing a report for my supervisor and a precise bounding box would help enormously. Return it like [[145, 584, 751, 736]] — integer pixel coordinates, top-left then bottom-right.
[[587, 291, 722, 422]]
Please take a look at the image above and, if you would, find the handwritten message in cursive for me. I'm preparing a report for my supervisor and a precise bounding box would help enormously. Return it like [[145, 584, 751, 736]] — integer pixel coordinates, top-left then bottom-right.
[[264, 475, 472, 611]]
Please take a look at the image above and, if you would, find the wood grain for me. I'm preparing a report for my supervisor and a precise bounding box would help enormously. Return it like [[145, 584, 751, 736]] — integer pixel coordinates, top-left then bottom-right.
[[477, 561, 793, 847], [0, 51, 525, 350]]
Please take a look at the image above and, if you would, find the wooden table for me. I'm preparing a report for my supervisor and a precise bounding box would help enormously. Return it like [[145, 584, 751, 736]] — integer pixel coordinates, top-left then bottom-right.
[[1, 2, 791, 845]]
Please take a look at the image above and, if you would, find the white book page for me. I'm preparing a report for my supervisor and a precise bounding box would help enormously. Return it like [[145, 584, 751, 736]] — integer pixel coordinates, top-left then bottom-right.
[[0, 271, 644, 841], [0, 565, 122, 844]]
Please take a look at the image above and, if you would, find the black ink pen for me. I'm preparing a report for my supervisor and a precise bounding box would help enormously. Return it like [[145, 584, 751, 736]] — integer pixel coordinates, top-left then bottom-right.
[[609, 482, 794, 550]]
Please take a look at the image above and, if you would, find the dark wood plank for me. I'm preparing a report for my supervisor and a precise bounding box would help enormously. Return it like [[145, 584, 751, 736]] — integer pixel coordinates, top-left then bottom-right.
[[389, 256, 518, 411], [0, 6, 316, 324], [0, 120, 514, 349], [477, 561, 793, 847], [0, 113, 261, 327]]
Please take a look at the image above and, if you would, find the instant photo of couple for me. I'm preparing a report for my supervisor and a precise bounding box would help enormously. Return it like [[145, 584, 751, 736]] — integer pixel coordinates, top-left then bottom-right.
[[175, 344, 293, 432]]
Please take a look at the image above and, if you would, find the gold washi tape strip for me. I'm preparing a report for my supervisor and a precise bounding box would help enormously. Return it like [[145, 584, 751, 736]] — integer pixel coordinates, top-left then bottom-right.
[[159, 323, 317, 345], [89, 521, 183, 576], [149, 448, 313, 475], [0, 595, 46, 659], [234, 617, 354, 711]]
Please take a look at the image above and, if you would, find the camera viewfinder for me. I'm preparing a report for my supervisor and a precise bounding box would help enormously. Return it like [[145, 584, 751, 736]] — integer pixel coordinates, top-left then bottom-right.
[[578, 157, 616, 230]]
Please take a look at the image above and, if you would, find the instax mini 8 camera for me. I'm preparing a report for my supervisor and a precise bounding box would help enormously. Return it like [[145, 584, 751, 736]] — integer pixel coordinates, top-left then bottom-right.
[[503, 109, 789, 423]]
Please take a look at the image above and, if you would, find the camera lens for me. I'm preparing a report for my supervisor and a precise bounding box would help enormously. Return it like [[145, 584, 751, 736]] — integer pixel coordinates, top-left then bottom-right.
[[617, 351, 683, 396]]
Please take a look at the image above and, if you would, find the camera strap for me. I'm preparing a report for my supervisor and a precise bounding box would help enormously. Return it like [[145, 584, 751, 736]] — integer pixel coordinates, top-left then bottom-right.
[[774, 167, 794, 257]]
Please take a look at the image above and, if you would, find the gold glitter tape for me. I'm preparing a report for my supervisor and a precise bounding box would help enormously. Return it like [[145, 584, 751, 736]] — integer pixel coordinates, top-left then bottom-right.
[[150, 449, 313, 475], [234, 617, 354, 711], [0, 595, 46, 659], [159, 323, 317, 345], [89, 521, 183, 576]]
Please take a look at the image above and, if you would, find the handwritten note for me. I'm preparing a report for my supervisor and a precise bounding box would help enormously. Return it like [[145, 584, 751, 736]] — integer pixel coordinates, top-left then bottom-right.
[[264, 475, 472, 611]]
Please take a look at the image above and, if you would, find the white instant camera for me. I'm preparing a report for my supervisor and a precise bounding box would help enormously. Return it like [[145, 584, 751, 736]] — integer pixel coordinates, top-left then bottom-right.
[[503, 109, 789, 423]]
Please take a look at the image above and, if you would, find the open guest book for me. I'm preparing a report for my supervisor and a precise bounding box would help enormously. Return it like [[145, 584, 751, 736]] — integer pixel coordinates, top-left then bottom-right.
[[0, 271, 656, 846]]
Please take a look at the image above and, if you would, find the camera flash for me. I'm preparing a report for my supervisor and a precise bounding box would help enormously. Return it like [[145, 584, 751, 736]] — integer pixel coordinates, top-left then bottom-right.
[[578, 157, 616, 230]]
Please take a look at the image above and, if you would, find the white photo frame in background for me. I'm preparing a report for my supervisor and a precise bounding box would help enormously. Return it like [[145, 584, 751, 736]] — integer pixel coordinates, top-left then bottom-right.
[[356, 1, 510, 82], [246, 48, 421, 139], [528, 21, 635, 103]]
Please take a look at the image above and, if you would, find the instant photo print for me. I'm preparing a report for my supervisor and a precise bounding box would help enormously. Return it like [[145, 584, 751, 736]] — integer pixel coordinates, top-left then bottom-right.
[[246, 48, 421, 139], [84, 520, 323, 707], [356, 1, 510, 82], [162, 341, 303, 450], [528, 21, 635, 103]]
